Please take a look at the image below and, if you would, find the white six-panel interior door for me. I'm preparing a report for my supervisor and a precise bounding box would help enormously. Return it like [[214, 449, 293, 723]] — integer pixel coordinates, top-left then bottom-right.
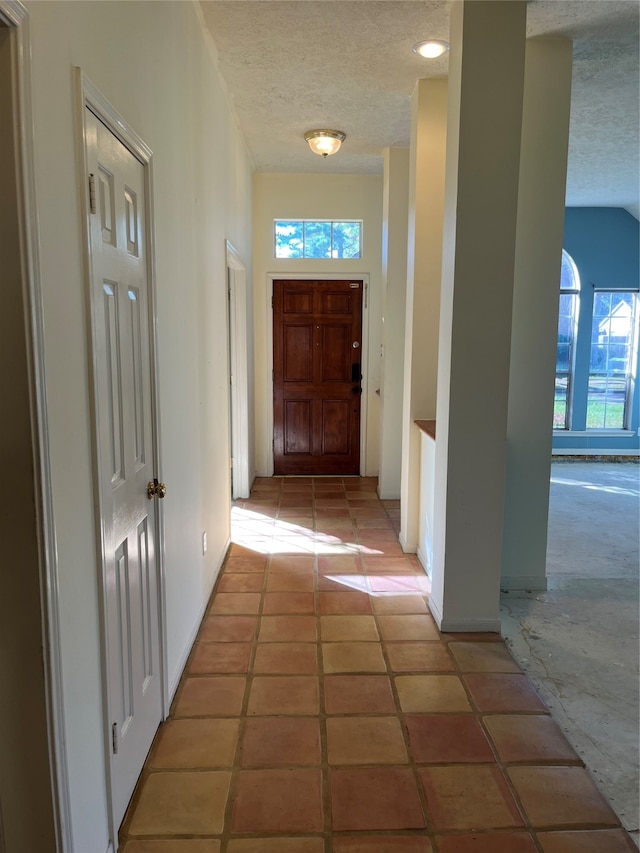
[[85, 106, 163, 831]]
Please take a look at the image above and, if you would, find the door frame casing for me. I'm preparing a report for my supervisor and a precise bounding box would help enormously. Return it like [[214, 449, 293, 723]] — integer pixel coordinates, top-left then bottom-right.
[[74, 68, 168, 845], [226, 240, 251, 499], [0, 2, 71, 848], [266, 272, 370, 478]]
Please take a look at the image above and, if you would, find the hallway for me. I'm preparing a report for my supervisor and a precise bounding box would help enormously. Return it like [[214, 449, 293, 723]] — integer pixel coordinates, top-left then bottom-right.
[[119, 477, 634, 853]]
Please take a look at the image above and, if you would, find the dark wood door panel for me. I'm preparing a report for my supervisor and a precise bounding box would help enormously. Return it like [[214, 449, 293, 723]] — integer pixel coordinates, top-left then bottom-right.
[[273, 279, 363, 475]]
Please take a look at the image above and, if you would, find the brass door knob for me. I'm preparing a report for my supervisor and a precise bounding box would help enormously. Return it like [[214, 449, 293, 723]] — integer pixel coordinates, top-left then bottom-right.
[[147, 479, 167, 500]]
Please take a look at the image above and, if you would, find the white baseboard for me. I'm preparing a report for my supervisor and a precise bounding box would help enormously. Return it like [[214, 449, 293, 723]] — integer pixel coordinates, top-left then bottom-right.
[[167, 539, 230, 703], [415, 545, 430, 577], [429, 597, 501, 634], [398, 531, 417, 553]]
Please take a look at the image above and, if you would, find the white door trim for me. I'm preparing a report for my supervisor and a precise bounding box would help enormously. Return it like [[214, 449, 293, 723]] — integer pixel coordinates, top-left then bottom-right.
[[226, 241, 251, 499], [265, 272, 370, 478], [0, 3, 72, 848], [74, 68, 167, 842]]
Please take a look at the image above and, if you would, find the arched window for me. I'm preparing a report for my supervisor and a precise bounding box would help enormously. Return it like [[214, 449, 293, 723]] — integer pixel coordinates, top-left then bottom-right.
[[554, 250, 580, 429]]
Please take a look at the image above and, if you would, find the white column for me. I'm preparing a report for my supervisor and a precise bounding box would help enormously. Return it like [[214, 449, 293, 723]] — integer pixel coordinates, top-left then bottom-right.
[[378, 147, 410, 499], [399, 79, 447, 550], [501, 38, 573, 591], [430, 0, 527, 632]]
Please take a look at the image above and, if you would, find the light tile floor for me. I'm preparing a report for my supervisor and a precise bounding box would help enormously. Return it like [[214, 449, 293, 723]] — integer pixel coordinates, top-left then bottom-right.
[[120, 477, 635, 853]]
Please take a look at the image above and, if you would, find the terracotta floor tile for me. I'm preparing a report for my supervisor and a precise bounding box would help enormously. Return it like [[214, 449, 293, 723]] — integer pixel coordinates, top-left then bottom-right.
[[463, 674, 548, 713], [356, 514, 392, 532], [435, 833, 537, 853], [225, 554, 268, 573], [253, 642, 318, 674], [121, 482, 633, 850], [419, 765, 524, 831], [318, 554, 363, 573], [368, 575, 423, 593], [537, 829, 637, 852], [324, 675, 396, 714], [317, 516, 356, 528], [278, 507, 314, 518], [173, 676, 246, 716], [263, 592, 315, 614], [484, 714, 580, 763], [189, 643, 251, 674], [319, 591, 373, 614], [231, 768, 323, 832], [241, 716, 321, 766], [247, 675, 319, 715], [372, 593, 428, 614], [333, 838, 432, 853], [318, 573, 369, 592], [315, 507, 352, 518], [270, 555, 315, 573], [149, 718, 239, 768], [386, 642, 454, 673], [395, 675, 471, 713], [327, 716, 408, 764], [507, 766, 620, 827], [216, 573, 264, 593], [199, 615, 258, 643], [360, 543, 406, 560], [350, 507, 388, 517], [322, 642, 387, 673], [330, 767, 426, 831], [209, 592, 261, 615], [128, 771, 230, 835], [406, 714, 494, 763], [449, 641, 522, 672], [227, 840, 324, 853], [320, 615, 379, 641], [378, 614, 440, 641], [122, 841, 220, 853], [266, 571, 315, 592], [258, 615, 317, 642]]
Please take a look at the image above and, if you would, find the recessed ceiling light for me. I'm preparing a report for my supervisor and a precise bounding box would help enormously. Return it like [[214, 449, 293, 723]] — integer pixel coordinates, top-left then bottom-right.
[[412, 39, 449, 59]]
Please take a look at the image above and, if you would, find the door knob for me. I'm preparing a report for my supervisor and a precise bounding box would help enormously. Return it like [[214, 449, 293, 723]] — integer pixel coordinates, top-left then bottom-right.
[[147, 479, 167, 500]]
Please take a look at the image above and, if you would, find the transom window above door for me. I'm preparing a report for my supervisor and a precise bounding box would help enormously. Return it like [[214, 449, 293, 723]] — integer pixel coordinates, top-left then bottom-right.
[[274, 220, 362, 259]]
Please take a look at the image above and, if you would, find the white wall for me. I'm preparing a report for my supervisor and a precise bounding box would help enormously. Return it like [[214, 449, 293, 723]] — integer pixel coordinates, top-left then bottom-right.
[[378, 147, 409, 498], [26, 2, 252, 849], [252, 173, 383, 476]]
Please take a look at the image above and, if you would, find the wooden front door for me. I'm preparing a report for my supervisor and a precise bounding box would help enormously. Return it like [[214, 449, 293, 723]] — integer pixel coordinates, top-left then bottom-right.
[[273, 279, 363, 475]]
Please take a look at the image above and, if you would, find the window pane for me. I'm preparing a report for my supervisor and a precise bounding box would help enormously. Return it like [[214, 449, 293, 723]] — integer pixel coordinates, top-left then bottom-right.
[[553, 289, 577, 429], [587, 292, 636, 430], [560, 249, 580, 290], [275, 221, 303, 258], [554, 373, 569, 429], [303, 221, 331, 258], [332, 221, 361, 258]]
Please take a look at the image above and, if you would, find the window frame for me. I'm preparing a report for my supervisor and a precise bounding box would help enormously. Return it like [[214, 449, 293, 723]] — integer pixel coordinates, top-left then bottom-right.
[[554, 249, 580, 430], [273, 219, 363, 260], [586, 289, 639, 431]]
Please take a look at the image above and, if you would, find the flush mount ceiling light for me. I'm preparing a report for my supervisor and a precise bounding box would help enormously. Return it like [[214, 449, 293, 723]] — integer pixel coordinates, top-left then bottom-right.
[[304, 129, 346, 158], [412, 39, 449, 59]]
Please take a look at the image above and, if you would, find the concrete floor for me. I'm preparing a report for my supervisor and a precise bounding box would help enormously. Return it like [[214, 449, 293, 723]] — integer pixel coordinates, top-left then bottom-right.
[[501, 461, 639, 846]]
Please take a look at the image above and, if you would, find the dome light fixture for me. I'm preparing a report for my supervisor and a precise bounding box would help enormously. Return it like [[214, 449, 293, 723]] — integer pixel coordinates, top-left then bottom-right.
[[304, 129, 346, 158], [412, 39, 449, 59]]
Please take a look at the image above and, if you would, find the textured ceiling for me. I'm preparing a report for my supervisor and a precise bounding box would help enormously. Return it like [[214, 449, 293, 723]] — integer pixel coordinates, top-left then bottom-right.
[[199, 0, 639, 216]]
